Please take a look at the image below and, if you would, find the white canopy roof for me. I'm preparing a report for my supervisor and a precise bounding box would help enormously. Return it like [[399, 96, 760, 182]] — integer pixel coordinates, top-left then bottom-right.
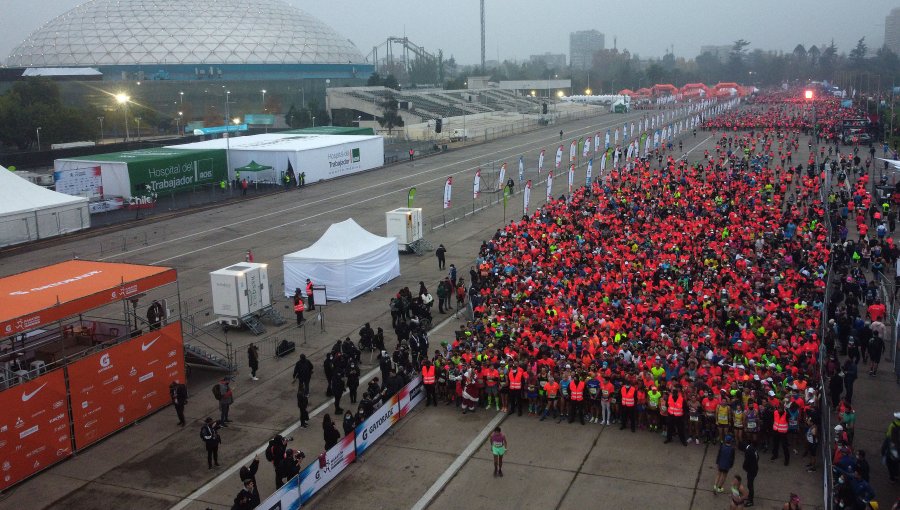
[[0, 166, 88, 214], [285, 219, 394, 261]]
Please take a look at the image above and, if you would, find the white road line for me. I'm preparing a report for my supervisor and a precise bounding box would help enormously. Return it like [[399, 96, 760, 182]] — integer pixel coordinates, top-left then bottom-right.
[[410, 412, 506, 510], [170, 313, 459, 510], [98, 114, 645, 264]]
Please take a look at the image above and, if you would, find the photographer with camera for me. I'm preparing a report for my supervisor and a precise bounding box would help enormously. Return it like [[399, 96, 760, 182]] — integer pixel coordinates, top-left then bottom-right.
[[276, 449, 305, 488], [200, 417, 222, 469], [266, 434, 290, 487]]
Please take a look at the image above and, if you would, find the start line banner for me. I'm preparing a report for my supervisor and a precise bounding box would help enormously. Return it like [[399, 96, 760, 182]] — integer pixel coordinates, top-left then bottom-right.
[[254, 376, 424, 510]]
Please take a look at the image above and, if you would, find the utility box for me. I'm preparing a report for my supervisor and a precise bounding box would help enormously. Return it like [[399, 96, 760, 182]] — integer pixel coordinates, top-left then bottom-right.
[[385, 208, 423, 250], [210, 263, 271, 322]]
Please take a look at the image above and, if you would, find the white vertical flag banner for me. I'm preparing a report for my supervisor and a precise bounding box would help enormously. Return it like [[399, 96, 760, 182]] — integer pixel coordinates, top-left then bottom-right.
[[583, 137, 591, 157], [614, 129, 619, 145], [600, 151, 607, 172], [568, 164, 574, 193], [546, 171, 553, 202], [569, 140, 577, 163], [605, 130, 610, 149], [518, 156, 525, 183], [524, 179, 532, 214], [538, 149, 545, 174], [443, 177, 452, 209], [594, 133, 601, 154], [613, 148, 620, 168], [586, 158, 593, 185], [555, 145, 563, 169], [497, 163, 507, 191], [473, 169, 481, 199]]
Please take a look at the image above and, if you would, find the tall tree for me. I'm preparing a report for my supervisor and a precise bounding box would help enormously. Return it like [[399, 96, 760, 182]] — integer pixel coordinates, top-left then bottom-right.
[[849, 37, 868, 69], [377, 94, 404, 134]]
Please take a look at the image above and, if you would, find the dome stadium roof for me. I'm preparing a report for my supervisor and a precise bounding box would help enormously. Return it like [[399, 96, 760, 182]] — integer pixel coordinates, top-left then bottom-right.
[[6, 0, 365, 67]]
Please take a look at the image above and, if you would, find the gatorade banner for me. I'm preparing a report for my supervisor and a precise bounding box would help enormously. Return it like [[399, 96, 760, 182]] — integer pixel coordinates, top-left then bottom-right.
[[354, 393, 400, 456], [0, 369, 72, 491], [68, 322, 185, 449], [398, 376, 425, 417], [497, 163, 507, 191], [258, 473, 300, 510], [299, 433, 356, 504], [443, 177, 452, 209], [473, 169, 481, 199]]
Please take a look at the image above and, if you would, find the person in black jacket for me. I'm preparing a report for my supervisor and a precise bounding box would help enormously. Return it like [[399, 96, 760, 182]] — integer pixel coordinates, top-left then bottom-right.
[[231, 478, 259, 510], [169, 380, 188, 426], [743, 440, 759, 507], [200, 417, 222, 469], [297, 384, 310, 428], [331, 372, 346, 414], [347, 361, 360, 404], [342, 410, 355, 436], [323, 414, 340, 450], [247, 343, 260, 381], [292, 353, 313, 395], [276, 449, 304, 488]]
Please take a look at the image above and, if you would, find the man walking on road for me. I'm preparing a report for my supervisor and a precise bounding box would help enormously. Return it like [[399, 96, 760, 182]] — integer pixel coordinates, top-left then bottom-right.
[[200, 417, 222, 469], [292, 353, 313, 394], [435, 244, 447, 270], [218, 377, 234, 425]]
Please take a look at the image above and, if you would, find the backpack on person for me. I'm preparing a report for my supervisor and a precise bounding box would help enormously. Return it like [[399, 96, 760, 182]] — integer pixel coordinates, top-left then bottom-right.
[[265, 434, 283, 462], [212, 383, 223, 401]]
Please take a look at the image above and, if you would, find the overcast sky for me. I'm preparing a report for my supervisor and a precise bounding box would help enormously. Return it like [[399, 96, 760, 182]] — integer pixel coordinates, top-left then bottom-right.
[[0, 0, 896, 66]]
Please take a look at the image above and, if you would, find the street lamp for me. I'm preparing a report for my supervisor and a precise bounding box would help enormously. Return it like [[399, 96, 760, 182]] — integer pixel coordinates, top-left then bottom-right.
[[176, 111, 183, 136], [312, 116, 316, 127], [585, 88, 592, 95], [135, 116, 142, 141], [35, 127, 41, 151], [179, 91, 184, 104], [115, 93, 130, 141], [261, 89, 267, 111], [97, 116, 104, 143]]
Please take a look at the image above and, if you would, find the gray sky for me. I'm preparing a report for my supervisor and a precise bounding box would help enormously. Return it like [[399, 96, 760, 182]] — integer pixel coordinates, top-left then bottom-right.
[[0, 0, 896, 66]]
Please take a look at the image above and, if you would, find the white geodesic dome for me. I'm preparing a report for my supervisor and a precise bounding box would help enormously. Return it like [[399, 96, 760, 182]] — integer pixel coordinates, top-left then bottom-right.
[[6, 0, 365, 67]]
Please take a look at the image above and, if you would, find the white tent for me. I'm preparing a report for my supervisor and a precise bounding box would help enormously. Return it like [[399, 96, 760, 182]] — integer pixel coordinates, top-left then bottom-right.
[[0, 166, 90, 247], [283, 219, 400, 303]]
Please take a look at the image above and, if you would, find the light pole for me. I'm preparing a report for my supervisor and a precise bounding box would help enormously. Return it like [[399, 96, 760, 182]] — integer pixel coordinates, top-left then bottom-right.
[[176, 111, 183, 136], [135, 116, 141, 141], [35, 127, 41, 151], [225, 90, 233, 185], [261, 89, 267, 110], [325, 79, 331, 125], [312, 116, 316, 128], [97, 116, 104, 143], [179, 91, 184, 105], [115, 93, 130, 141]]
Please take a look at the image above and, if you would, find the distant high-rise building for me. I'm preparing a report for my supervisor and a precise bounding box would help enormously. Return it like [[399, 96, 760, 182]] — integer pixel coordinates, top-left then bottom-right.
[[886, 8, 900, 55], [569, 30, 605, 70], [529, 53, 567, 69], [699, 45, 733, 63]]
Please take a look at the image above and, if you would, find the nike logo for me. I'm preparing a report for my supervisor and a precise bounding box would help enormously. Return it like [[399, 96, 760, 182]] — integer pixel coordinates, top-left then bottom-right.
[[141, 337, 161, 351], [22, 383, 48, 402]]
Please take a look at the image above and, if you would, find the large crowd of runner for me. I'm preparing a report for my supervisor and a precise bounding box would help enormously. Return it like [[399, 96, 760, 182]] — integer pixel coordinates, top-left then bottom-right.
[[383, 91, 896, 509]]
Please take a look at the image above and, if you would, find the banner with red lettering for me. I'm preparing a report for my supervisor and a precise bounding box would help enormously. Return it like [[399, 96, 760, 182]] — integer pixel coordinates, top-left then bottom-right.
[[443, 177, 452, 209]]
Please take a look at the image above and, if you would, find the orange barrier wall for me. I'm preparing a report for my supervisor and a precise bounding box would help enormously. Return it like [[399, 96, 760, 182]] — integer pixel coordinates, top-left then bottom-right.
[[0, 369, 72, 491], [68, 322, 185, 449]]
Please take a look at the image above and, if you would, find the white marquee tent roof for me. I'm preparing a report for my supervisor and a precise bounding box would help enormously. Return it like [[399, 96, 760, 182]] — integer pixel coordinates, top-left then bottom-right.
[[285, 219, 395, 262], [0, 166, 88, 214]]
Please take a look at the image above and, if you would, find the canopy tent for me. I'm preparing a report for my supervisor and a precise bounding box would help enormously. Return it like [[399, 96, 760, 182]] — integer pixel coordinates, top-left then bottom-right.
[[0, 166, 90, 247], [235, 160, 275, 181], [0, 260, 177, 335], [283, 219, 400, 303]]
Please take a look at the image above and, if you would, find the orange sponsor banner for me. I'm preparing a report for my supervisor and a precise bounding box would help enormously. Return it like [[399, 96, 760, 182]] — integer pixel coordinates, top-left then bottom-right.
[[0, 369, 72, 491], [68, 322, 185, 449], [0, 260, 176, 336]]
